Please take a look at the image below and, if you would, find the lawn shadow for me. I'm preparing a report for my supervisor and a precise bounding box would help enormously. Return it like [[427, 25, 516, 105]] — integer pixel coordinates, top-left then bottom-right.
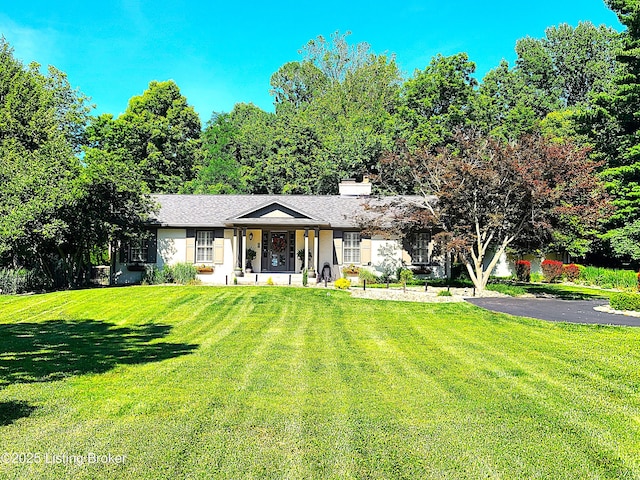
[[0, 320, 198, 387], [0, 401, 36, 426]]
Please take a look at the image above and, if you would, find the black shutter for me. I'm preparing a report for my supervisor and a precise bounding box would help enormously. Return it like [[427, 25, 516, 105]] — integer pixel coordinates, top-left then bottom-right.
[[119, 241, 129, 264], [147, 229, 158, 263]]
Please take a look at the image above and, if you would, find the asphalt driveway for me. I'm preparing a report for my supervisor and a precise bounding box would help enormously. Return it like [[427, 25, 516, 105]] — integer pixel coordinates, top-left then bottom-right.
[[466, 297, 640, 327]]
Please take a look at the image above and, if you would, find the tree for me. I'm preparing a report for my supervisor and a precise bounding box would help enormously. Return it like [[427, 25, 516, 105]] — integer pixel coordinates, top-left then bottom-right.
[[581, 1, 640, 261], [181, 112, 247, 194], [0, 38, 154, 287], [90, 80, 202, 193], [398, 53, 478, 147], [374, 132, 609, 292]]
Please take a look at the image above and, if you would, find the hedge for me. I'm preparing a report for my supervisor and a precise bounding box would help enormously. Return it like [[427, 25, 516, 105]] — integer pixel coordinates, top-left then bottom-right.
[[610, 292, 640, 312]]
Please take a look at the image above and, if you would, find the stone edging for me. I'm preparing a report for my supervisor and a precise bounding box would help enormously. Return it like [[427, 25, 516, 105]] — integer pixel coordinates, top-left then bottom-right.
[[594, 305, 640, 318]]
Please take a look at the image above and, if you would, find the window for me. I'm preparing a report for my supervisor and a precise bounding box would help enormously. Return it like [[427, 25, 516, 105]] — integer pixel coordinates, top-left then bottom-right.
[[129, 241, 149, 263], [196, 230, 214, 263], [412, 232, 430, 264], [343, 232, 361, 264]]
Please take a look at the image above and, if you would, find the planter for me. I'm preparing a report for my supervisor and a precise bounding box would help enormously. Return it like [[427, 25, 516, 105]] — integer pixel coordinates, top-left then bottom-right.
[[197, 266, 214, 274], [126, 263, 146, 272], [234, 268, 244, 278]]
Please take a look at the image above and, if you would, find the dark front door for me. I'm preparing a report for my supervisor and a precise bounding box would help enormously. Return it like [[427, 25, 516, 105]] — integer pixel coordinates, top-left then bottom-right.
[[267, 232, 289, 271]]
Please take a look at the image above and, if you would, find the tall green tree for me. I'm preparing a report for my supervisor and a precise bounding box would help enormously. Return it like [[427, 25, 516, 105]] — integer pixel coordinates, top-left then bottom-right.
[[398, 53, 478, 147], [0, 38, 153, 287], [89, 80, 202, 193], [585, 1, 640, 261]]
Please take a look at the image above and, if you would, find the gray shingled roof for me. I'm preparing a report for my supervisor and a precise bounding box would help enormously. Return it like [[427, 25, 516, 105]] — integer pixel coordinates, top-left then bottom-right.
[[151, 194, 369, 229], [150, 194, 434, 229]]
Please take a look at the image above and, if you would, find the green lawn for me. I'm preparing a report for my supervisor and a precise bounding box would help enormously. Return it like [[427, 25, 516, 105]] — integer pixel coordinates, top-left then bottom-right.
[[1, 286, 640, 479]]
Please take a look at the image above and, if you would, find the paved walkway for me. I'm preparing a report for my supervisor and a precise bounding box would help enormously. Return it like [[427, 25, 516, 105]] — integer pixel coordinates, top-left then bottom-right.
[[466, 297, 640, 327]]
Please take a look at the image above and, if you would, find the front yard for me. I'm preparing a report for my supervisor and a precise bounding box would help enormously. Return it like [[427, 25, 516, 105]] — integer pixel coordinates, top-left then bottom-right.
[[1, 286, 639, 479]]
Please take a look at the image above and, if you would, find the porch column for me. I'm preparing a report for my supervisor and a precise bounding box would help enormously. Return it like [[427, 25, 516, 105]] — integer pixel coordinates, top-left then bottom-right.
[[304, 228, 309, 271], [313, 227, 319, 272], [233, 228, 239, 269], [241, 227, 247, 271]]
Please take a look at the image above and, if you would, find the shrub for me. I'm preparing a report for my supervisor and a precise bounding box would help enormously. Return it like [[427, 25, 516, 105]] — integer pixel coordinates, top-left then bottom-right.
[[267, 276, 274, 286], [610, 292, 640, 312], [515, 260, 531, 282], [637, 271, 640, 292], [563, 263, 581, 282], [399, 269, 414, 291], [143, 265, 172, 285], [577, 266, 637, 290], [541, 260, 564, 283], [358, 269, 379, 284], [437, 290, 452, 297], [172, 263, 198, 285], [335, 278, 351, 290], [530, 272, 544, 283], [302, 269, 308, 287]]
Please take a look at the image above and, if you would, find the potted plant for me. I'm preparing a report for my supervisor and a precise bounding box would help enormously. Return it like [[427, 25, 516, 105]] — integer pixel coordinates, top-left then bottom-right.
[[246, 248, 257, 273], [196, 264, 214, 274], [297, 249, 312, 272]]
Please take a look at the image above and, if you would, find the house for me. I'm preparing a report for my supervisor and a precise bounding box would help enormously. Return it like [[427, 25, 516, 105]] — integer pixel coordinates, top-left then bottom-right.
[[113, 179, 445, 285]]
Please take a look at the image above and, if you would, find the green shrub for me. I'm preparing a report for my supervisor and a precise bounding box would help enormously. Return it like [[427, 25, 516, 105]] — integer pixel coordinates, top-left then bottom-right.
[[530, 272, 544, 283], [302, 269, 308, 287], [172, 263, 197, 285], [335, 278, 351, 290], [437, 290, 452, 297], [578, 266, 637, 290], [358, 269, 379, 284], [610, 292, 640, 312]]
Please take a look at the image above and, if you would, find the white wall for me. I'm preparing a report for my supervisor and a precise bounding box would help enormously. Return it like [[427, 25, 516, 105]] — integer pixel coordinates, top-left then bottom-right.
[[157, 229, 187, 267]]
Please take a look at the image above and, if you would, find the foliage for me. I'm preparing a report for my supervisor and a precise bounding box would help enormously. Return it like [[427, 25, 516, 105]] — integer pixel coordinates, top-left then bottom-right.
[[486, 283, 527, 297], [437, 289, 452, 297], [302, 268, 308, 287], [541, 260, 564, 283], [143, 265, 172, 285], [181, 112, 246, 194], [171, 263, 198, 285], [576, 265, 638, 290], [342, 264, 360, 275], [334, 277, 351, 289], [376, 131, 609, 292], [0, 38, 154, 289], [515, 260, 532, 282], [358, 269, 379, 284], [87, 80, 201, 194], [610, 292, 640, 311], [562, 263, 581, 282], [399, 53, 478, 148], [399, 268, 414, 291], [0, 268, 52, 295], [266, 276, 274, 286]]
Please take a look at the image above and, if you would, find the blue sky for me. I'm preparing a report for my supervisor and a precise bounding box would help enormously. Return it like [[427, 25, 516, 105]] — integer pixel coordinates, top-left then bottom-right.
[[0, 1, 624, 123]]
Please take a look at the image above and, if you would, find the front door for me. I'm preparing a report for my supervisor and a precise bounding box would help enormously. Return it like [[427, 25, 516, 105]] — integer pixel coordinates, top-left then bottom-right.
[[268, 232, 289, 271]]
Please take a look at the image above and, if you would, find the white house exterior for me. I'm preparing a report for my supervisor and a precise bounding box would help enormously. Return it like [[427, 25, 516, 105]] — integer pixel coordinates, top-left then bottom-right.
[[113, 179, 552, 285]]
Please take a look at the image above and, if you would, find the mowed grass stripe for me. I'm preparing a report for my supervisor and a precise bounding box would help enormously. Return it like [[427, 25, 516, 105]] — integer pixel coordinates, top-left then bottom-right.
[[0, 286, 640, 479]]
